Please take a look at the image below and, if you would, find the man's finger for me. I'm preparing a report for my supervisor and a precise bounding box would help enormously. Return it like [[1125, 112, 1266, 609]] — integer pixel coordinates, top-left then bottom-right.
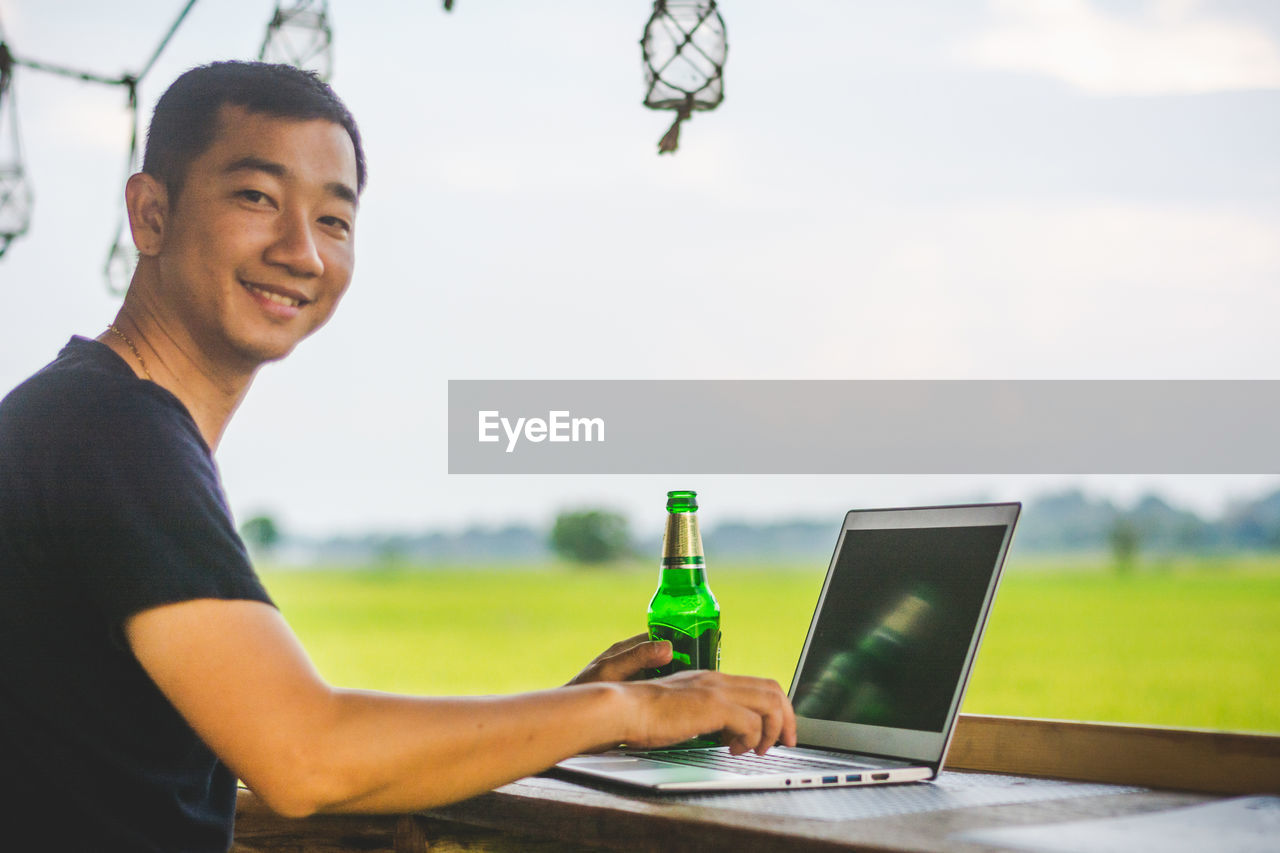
[[597, 639, 671, 681], [756, 702, 785, 755], [600, 633, 649, 657], [773, 700, 796, 749], [761, 678, 796, 751], [569, 636, 676, 685], [720, 704, 763, 756], [695, 675, 793, 754]]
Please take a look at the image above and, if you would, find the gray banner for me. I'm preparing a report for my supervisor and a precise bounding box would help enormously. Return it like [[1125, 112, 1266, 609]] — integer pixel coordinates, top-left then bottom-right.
[[447, 381, 1279, 474]]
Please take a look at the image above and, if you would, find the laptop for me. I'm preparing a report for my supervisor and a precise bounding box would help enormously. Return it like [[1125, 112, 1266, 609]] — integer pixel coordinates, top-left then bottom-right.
[[557, 502, 1021, 791]]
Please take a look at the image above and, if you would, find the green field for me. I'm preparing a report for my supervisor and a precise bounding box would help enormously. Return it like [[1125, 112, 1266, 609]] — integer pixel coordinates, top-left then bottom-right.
[[259, 555, 1280, 734]]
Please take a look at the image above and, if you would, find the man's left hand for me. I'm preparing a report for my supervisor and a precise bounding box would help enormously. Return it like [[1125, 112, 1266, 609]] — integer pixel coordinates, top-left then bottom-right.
[[567, 633, 672, 685]]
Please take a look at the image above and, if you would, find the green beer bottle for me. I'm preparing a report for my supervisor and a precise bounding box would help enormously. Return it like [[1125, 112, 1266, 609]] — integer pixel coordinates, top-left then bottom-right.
[[648, 490, 721, 678]]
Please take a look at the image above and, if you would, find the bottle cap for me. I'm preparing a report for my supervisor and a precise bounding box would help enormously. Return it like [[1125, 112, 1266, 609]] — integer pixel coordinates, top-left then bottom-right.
[[666, 490, 698, 512]]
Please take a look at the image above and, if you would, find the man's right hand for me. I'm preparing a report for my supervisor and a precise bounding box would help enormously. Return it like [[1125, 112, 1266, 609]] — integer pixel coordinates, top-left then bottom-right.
[[617, 669, 796, 756]]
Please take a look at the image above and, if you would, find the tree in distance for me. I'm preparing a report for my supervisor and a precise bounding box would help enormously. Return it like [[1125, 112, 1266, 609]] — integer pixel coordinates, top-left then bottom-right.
[[240, 513, 283, 555], [1108, 517, 1140, 574], [550, 509, 632, 565]]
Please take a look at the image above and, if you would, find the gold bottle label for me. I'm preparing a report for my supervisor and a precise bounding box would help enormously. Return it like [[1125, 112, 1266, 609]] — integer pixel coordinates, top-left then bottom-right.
[[661, 512, 704, 564]]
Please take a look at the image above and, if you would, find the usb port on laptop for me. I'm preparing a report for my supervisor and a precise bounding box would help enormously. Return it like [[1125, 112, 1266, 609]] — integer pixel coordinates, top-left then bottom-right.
[[822, 775, 838, 784], [845, 774, 862, 782]]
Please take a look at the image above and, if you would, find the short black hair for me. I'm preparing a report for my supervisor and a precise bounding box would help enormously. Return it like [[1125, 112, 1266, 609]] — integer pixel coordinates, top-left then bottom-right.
[[142, 61, 366, 202]]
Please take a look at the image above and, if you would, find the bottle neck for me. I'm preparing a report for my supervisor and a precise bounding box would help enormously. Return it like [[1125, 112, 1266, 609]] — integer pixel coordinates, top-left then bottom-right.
[[657, 563, 709, 587], [661, 511, 704, 560]]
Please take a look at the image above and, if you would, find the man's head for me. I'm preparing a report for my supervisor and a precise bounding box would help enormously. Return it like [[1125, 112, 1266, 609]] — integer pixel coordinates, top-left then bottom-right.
[[142, 61, 366, 204], [124, 62, 363, 373]]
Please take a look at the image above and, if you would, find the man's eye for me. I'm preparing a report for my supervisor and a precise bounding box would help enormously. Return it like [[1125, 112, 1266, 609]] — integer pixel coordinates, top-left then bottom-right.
[[239, 190, 269, 204], [320, 216, 352, 233]]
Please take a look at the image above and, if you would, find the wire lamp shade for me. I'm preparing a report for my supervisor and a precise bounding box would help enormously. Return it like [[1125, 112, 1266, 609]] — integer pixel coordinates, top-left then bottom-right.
[[103, 135, 139, 295], [641, 0, 727, 154], [260, 0, 334, 81], [0, 44, 32, 258]]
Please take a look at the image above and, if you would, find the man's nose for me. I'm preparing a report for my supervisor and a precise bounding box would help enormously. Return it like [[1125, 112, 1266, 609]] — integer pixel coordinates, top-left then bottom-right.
[[264, 211, 324, 277]]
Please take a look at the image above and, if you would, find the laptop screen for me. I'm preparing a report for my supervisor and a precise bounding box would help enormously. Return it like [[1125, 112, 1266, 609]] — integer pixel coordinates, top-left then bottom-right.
[[792, 518, 1012, 736]]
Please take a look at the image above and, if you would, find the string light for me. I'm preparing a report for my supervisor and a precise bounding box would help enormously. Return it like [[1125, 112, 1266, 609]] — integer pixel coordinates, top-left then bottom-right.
[[0, 0, 340, 292], [641, 0, 728, 154], [0, 39, 34, 258], [104, 79, 142, 295], [259, 0, 334, 82], [0, 0, 199, 282]]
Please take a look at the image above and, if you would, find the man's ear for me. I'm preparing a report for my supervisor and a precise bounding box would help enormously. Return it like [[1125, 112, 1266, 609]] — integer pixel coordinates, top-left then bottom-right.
[[125, 172, 169, 257]]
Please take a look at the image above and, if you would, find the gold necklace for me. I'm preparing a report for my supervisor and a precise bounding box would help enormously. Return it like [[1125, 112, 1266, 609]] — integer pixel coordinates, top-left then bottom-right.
[[106, 323, 153, 381]]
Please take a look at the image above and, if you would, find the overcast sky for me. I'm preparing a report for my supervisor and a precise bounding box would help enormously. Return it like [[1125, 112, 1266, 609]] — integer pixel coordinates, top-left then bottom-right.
[[1, 0, 1278, 537]]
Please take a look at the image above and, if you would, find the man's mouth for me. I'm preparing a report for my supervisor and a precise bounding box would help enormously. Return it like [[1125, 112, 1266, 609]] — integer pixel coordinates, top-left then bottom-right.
[[241, 281, 308, 308]]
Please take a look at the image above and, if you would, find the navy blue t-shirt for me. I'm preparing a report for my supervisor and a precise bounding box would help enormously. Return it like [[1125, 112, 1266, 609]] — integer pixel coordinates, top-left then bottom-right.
[[0, 337, 275, 852]]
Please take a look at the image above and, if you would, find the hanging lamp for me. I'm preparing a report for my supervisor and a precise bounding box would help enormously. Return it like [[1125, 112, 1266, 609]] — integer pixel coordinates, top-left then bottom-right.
[[641, 0, 728, 154], [259, 0, 334, 81], [103, 78, 140, 294], [0, 42, 33, 258]]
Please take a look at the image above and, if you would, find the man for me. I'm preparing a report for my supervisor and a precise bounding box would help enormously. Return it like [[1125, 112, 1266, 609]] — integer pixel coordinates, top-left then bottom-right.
[[0, 62, 794, 851]]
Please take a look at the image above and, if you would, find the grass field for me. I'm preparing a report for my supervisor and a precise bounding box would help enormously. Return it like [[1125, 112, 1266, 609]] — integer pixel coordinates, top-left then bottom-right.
[[259, 555, 1280, 734]]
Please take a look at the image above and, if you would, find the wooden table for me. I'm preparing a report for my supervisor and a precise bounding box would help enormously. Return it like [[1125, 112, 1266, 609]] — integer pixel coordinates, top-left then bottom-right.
[[234, 715, 1280, 853]]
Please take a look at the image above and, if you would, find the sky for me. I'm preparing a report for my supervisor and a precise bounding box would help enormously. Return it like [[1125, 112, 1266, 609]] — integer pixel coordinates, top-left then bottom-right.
[[1, 0, 1278, 538]]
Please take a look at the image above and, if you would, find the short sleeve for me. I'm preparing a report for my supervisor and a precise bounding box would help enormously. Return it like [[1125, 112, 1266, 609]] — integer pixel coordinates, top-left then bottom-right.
[[45, 380, 274, 629]]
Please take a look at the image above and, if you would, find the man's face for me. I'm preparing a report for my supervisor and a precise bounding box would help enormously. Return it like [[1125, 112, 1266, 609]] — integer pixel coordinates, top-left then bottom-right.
[[152, 105, 358, 370]]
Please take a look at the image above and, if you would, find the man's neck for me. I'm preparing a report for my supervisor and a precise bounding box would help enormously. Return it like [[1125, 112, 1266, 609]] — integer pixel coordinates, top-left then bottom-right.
[[101, 293, 257, 452]]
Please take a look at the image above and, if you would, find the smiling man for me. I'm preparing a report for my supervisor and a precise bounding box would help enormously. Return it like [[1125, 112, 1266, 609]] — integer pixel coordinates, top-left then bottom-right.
[[0, 62, 793, 852]]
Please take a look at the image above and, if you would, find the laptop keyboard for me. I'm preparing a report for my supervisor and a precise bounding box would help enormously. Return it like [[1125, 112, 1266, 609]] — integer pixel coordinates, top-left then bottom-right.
[[643, 748, 872, 776]]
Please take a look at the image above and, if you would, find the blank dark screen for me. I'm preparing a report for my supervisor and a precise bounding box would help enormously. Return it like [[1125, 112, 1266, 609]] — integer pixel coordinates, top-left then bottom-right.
[[792, 525, 1007, 733]]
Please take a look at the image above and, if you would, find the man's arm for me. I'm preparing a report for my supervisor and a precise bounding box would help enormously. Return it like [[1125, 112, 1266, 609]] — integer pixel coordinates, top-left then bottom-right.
[[126, 599, 795, 818]]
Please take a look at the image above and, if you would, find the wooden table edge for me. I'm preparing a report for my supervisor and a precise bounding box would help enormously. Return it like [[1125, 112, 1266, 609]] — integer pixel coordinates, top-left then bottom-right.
[[234, 714, 1280, 850], [946, 713, 1280, 794]]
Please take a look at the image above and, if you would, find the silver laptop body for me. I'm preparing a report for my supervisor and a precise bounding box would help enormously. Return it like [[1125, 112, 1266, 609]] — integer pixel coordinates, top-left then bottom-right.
[[557, 502, 1021, 792]]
